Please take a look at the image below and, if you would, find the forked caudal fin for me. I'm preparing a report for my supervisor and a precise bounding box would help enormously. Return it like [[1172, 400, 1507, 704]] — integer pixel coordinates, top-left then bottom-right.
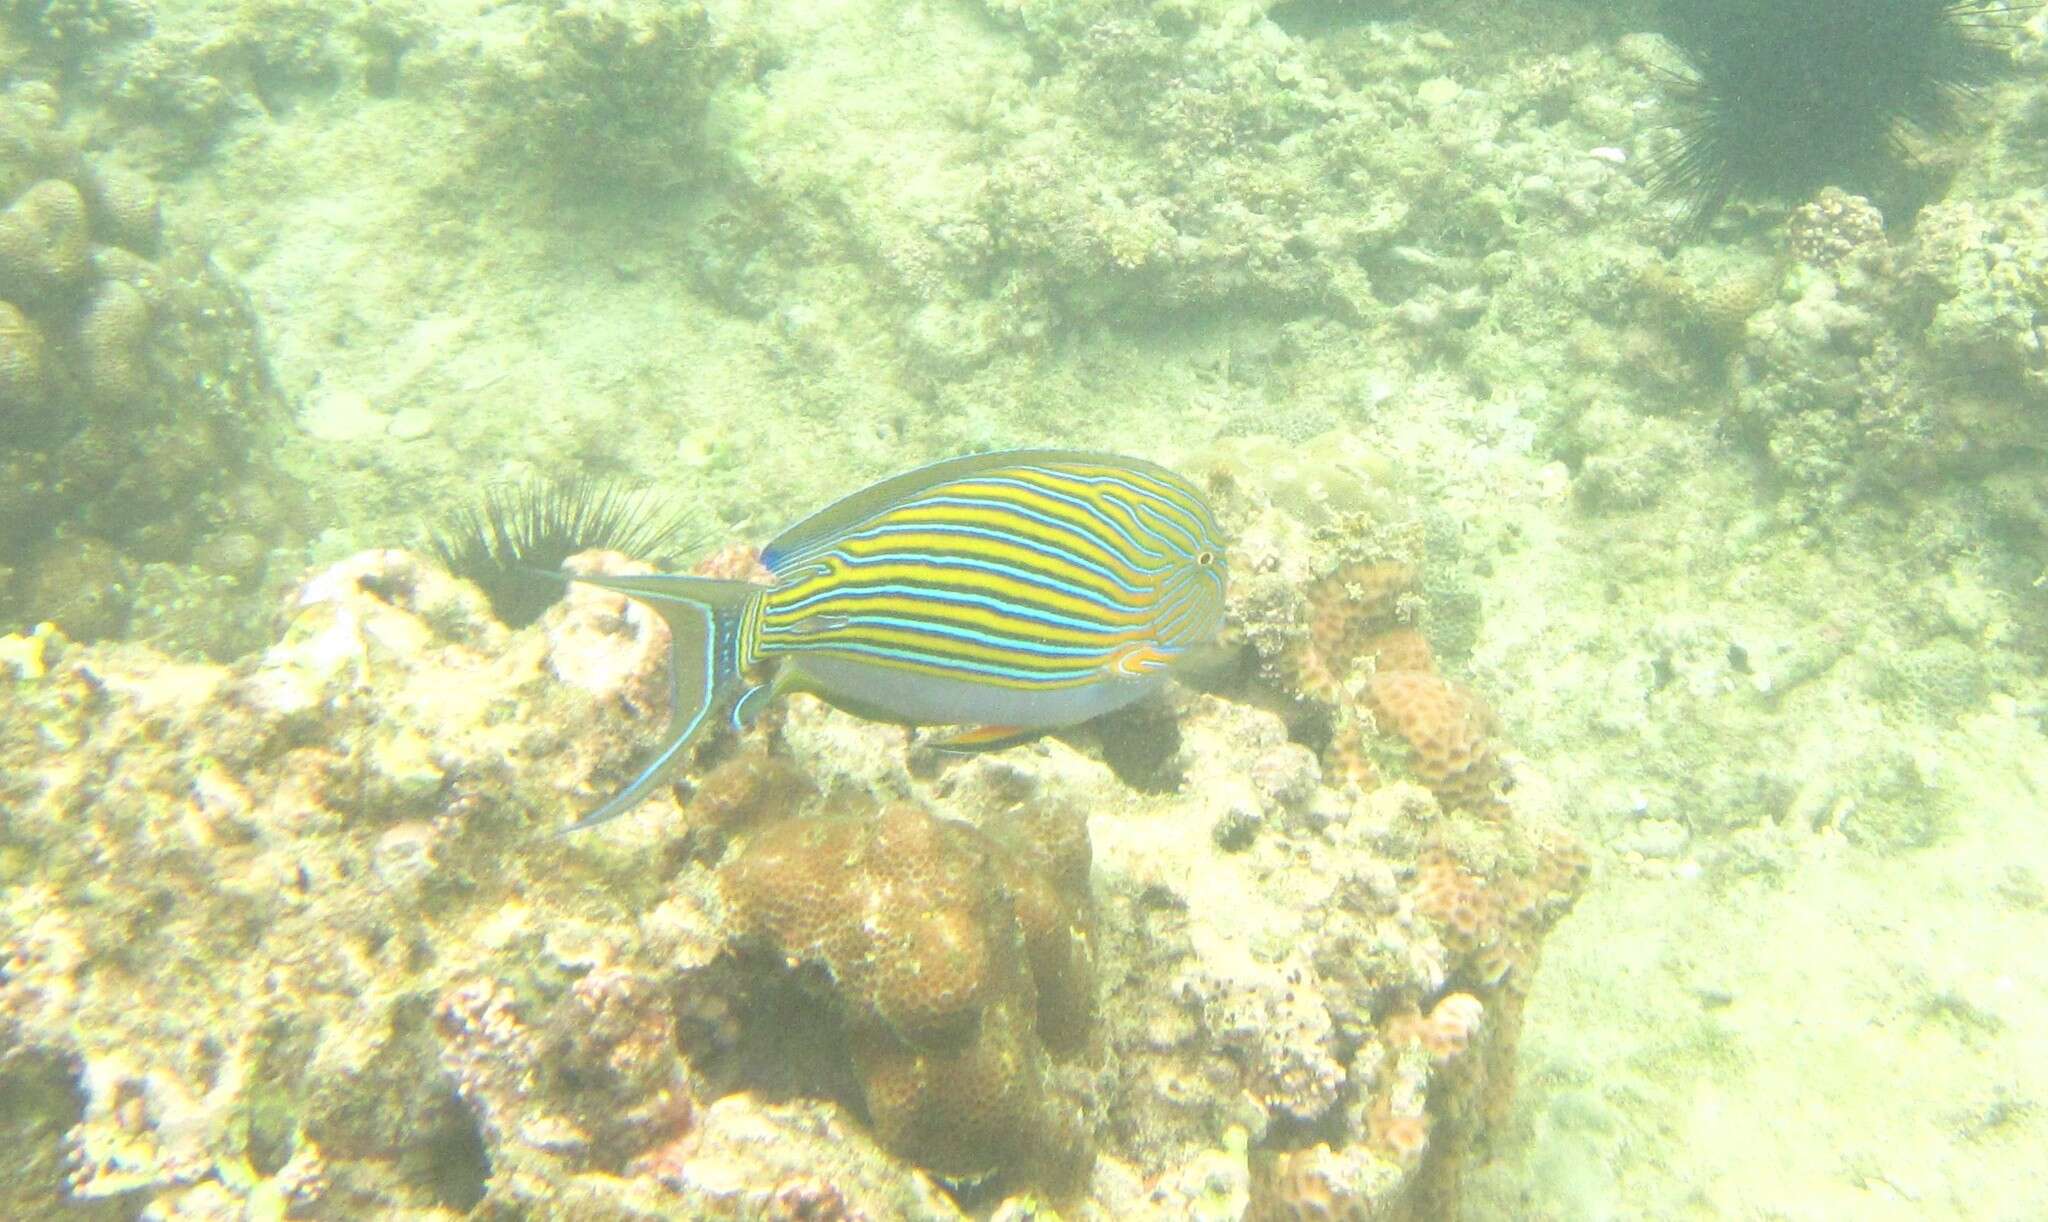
[[546, 571, 765, 832]]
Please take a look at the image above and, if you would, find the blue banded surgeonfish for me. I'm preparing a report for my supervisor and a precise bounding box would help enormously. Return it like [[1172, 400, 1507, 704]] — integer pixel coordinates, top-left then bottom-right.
[[559, 449, 1228, 830]]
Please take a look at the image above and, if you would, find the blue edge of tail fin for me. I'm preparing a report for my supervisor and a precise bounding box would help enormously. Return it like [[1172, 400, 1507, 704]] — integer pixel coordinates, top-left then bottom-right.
[[530, 568, 761, 833]]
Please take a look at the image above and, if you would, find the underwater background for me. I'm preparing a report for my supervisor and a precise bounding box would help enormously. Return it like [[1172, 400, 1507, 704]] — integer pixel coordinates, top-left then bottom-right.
[[3, 0, 2046, 1217]]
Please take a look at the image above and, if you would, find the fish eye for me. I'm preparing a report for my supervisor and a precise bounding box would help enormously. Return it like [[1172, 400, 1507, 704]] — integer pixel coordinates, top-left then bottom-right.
[[1196, 550, 1217, 567]]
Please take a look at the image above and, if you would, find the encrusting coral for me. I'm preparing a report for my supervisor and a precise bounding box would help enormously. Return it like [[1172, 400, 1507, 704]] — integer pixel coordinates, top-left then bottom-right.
[[1284, 561, 1421, 705], [1366, 672, 1506, 820], [1261, 549, 1511, 820]]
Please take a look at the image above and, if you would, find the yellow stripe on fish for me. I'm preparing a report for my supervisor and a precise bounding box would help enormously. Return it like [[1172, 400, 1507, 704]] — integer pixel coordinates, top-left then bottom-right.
[[556, 450, 1227, 830]]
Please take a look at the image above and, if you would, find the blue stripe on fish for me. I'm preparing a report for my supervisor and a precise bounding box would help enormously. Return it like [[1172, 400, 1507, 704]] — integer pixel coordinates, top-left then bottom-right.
[[559, 450, 1227, 829]]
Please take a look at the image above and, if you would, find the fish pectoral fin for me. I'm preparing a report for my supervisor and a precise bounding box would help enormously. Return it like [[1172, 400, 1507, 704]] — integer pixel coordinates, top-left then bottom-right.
[[924, 724, 1043, 753], [1103, 641, 1175, 677], [782, 612, 849, 637]]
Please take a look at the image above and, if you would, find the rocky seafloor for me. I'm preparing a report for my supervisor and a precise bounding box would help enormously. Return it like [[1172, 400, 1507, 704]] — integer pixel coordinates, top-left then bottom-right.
[[4, 0, 2048, 1217]]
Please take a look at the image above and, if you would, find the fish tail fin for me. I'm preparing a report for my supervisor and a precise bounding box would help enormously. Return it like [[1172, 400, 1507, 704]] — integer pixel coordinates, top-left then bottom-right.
[[557, 573, 764, 833]]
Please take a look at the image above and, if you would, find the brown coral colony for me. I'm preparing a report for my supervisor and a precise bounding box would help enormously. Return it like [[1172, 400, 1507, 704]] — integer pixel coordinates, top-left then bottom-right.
[[1287, 558, 1508, 819], [718, 799, 1097, 1193]]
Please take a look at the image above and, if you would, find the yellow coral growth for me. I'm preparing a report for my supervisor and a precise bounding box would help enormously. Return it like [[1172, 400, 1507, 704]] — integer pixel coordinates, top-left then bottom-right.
[[1259, 1141, 1402, 1222], [1365, 1096, 1431, 1170], [1411, 848, 1511, 984], [1361, 627, 1434, 676], [1381, 993, 1486, 1065], [1286, 562, 1418, 703], [1409, 834, 1593, 992], [724, 804, 995, 1043], [1321, 722, 1380, 791], [718, 801, 1094, 1192], [1365, 672, 1504, 818], [684, 736, 815, 836], [1278, 561, 1499, 817], [1519, 835, 1593, 923], [983, 800, 1096, 1055]]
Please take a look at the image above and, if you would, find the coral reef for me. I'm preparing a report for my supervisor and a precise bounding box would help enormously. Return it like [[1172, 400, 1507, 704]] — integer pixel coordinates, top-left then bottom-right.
[[0, 451, 1583, 1218], [3, 0, 2041, 1211], [0, 79, 304, 658]]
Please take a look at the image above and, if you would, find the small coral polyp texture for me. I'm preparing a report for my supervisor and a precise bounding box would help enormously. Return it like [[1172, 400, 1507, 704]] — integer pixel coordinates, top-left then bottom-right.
[[720, 800, 1096, 1191], [0, 455, 1585, 1217], [1280, 557, 1508, 819]]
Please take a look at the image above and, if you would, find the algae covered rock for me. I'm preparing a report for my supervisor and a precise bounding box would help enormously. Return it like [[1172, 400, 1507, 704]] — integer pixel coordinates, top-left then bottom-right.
[[472, 0, 754, 199], [0, 79, 304, 657]]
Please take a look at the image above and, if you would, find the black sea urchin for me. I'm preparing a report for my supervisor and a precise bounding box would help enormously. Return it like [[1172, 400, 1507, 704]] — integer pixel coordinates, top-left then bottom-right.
[[428, 476, 702, 628], [1652, 0, 2016, 225]]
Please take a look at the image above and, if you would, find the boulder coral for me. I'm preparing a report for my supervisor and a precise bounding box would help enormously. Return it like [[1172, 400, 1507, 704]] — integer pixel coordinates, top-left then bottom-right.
[[720, 799, 1097, 1192], [0, 79, 303, 658]]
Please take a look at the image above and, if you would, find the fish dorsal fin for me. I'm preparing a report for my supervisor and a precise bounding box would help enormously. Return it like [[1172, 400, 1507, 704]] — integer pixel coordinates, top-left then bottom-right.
[[760, 449, 1119, 575]]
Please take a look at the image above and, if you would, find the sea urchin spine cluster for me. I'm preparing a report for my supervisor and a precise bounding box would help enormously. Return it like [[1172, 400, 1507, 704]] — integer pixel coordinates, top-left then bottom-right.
[[1652, 0, 2016, 224]]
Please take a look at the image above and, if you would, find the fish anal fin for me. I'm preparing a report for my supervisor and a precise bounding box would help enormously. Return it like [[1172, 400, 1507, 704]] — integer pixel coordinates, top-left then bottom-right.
[[924, 724, 1042, 754]]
